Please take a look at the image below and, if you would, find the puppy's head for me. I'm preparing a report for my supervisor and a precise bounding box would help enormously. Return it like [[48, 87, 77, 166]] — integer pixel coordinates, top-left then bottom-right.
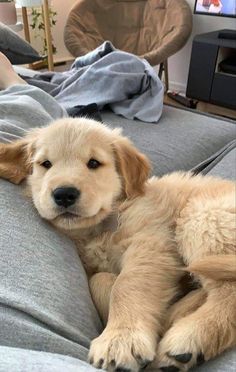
[[0, 118, 150, 230]]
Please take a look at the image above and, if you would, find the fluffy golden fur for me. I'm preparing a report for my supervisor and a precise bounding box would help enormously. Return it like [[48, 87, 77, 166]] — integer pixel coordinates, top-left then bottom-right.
[[0, 117, 235, 372]]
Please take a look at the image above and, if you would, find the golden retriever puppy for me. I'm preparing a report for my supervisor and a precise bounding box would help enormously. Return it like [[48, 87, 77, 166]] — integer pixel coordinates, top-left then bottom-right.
[[0, 118, 235, 372]]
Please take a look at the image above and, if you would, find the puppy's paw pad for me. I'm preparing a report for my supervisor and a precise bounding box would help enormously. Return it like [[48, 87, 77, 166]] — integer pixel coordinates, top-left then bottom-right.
[[169, 353, 192, 364], [156, 321, 205, 371], [159, 354, 192, 372]]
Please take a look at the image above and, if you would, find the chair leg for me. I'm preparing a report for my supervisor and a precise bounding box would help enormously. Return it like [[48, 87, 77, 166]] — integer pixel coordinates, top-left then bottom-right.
[[159, 61, 169, 92], [158, 62, 164, 80], [164, 59, 169, 92]]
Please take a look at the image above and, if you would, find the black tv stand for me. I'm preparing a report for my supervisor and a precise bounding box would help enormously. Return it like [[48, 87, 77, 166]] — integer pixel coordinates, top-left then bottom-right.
[[218, 29, 236, 40], [186, 30, 236, 110]]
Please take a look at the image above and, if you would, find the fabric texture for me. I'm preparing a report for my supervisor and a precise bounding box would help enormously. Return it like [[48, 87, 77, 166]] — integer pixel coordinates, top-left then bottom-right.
[[0, 85, 102, 363], [192, 139, 236, 178], [0, 179, 102, 360], [193, 349, 236, 372], [206, 145, 236, 180], [67, 103, 102, 121], [64, 0, 192, 66], [1, 345, 234, 372], [0, 22, 41, 65], [0, 84, 67, 143], [25, 41, 164, 123], [0, 346, 100, 372], [102, 108, 236, 176]]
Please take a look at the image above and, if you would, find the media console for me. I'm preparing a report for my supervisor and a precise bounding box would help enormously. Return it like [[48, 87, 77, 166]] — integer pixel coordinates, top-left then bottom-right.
[[186, 30, 236, 110]]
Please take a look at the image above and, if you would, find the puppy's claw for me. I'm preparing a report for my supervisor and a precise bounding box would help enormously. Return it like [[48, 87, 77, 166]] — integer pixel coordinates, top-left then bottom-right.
[[196, 353, 205, 366], [140, 360, 152, 370], [135, 355, 152, 369], [97, 358, 104, 369], [110, 359, 116, 367]]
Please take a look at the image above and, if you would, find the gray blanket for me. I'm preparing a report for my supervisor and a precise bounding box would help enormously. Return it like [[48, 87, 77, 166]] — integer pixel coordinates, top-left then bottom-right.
[[25, 42, 164, 123]]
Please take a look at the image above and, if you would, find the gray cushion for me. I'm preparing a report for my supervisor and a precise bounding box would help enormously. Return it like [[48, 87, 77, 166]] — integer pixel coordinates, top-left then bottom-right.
[[0, 346, 100, 372], [0, 22, 41, 64], [192, 140, 236, 180], [206, 145, 236, 180], [0, 85, 101, 362], [102, 107, 236, 176], [193, 349, 236, 372], [0, 179, 102, 359], [0, 345, 235, 372]]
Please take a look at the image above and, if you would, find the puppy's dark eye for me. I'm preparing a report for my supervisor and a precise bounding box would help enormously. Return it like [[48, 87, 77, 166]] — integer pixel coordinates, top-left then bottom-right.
[[87, 158, 101, 169], [41, 160, 52, 169]]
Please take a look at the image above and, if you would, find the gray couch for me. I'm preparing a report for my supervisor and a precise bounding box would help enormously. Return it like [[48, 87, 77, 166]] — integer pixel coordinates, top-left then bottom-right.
[[0, 103, 236, 371]]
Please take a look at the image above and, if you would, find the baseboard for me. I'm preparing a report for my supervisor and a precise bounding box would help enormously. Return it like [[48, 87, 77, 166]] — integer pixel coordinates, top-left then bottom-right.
[[168, 81, 187, 93]]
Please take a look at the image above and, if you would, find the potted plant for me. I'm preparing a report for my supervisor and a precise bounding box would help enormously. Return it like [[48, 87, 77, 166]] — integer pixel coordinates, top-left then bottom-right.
[[0, 0, 17, 25], [30, 6, 57, 56]]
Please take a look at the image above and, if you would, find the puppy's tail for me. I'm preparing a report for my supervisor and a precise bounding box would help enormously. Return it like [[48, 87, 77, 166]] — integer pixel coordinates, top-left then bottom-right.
[[186, 255, 236, 281]]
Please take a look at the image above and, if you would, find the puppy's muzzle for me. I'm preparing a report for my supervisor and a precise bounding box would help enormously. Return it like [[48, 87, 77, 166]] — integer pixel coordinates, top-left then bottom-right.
[[52, 187, 80, 208]]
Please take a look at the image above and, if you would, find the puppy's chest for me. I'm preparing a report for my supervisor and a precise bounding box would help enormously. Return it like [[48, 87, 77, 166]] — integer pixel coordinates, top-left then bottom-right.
[[76, 231, 132, 275], [75, 196, 172, 275]]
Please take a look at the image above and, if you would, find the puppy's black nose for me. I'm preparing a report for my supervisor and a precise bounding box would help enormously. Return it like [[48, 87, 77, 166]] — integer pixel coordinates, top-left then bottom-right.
[[53, 187, 80, 208]]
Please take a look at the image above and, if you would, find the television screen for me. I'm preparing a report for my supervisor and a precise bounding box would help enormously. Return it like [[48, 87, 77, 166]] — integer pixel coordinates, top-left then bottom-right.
[[194, 0, 236, 18]]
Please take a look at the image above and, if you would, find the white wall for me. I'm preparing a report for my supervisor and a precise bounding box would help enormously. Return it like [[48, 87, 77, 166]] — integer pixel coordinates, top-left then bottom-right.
[[50, 0, 76, 61], [17, 0, 77, 62], [168, 0, 236, 92]]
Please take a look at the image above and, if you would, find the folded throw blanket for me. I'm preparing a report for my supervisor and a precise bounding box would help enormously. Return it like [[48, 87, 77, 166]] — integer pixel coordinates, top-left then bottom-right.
[[25, 41, 164, 123]]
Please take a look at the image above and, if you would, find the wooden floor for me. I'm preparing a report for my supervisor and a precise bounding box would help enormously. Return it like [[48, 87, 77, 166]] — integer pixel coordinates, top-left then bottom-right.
[[164, 94, 236, 121]]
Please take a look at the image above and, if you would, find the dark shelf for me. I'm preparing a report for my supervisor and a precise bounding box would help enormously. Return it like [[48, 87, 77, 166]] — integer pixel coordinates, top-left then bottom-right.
[[186, 29, 236, 110]]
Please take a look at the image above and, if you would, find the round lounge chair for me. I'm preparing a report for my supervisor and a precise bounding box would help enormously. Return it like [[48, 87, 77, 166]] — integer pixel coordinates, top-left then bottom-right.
[[64, 0, 192, 90]]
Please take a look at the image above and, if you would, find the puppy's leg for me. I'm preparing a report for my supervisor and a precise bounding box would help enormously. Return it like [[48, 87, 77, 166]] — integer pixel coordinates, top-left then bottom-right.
[[156, 282, 236, 371], [89, 272, 117, 325], [156, 190, 236, 371], [89, 232, 182, 372], [163, 288, 207, 333]]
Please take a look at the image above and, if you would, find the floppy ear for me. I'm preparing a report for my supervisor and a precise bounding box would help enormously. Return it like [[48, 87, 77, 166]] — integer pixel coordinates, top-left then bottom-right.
[[113, 137, 151, 198], [0, 137, 35, 184]]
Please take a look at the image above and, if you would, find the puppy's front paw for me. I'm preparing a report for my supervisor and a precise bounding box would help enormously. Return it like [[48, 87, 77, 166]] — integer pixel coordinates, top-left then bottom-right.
[[88, 327, 156, 372], [154, 320, 206, 372]]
